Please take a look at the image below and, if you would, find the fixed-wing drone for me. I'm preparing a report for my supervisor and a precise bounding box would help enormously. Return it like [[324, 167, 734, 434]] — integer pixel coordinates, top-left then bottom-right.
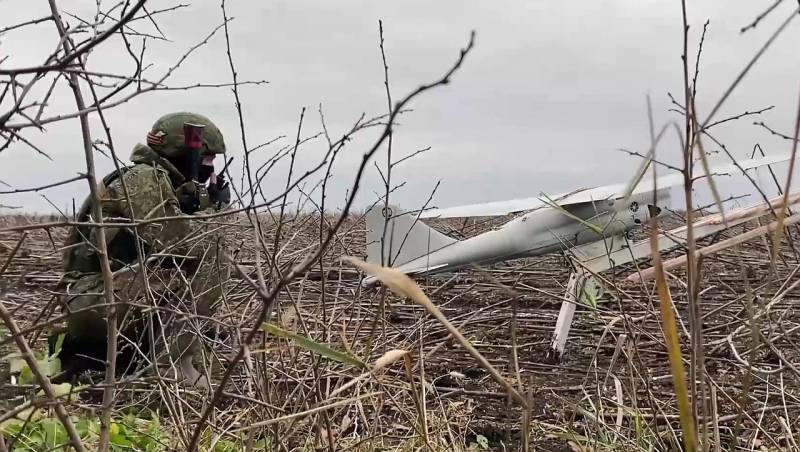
[[364, 152, 793, 357]]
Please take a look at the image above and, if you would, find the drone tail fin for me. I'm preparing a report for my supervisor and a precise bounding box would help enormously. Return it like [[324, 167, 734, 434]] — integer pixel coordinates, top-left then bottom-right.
[[365, 205, 457, 268]]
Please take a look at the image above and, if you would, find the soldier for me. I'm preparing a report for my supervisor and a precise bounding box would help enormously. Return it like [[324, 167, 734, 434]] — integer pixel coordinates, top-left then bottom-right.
[[54, 112, 232, 390]]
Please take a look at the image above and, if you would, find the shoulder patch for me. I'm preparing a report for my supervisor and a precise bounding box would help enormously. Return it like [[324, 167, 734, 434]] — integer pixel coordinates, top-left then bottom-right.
[[147, 129, 166, 147]]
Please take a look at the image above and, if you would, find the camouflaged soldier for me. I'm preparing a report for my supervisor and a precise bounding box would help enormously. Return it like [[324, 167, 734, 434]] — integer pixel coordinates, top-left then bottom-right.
[[55, 112, 232, 390]]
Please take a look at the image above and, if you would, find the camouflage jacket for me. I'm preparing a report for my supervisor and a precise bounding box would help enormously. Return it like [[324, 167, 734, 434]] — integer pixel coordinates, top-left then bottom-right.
[[62, 144, 199, 280]]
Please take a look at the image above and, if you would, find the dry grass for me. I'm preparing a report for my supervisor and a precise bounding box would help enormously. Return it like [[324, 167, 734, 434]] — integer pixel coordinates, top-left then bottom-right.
[[2, 209, 800, 451]]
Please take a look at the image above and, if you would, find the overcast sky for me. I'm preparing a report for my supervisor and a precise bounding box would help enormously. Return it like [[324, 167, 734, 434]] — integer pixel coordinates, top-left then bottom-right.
[[1, 0, 799, 215]]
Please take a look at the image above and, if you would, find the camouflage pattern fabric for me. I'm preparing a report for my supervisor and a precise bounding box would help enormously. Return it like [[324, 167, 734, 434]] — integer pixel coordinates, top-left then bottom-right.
[[57, 141, 230, 385], [63, 143, 190, 278]]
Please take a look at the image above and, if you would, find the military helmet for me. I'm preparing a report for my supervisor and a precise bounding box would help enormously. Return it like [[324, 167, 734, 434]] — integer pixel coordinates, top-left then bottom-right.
[[146, 112, 226, 158]]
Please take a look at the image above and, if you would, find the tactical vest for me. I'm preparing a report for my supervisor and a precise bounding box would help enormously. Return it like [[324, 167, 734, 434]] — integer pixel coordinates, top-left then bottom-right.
[[62, 167, 145, 279], [62, 162, 210, 280]]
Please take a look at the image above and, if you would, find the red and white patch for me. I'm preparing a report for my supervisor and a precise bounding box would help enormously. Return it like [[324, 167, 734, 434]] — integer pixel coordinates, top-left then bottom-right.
[[146, 130, 166, 146]]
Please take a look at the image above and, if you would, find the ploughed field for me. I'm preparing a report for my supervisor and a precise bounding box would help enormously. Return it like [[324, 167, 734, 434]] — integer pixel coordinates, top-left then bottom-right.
[[2, 212, 800, 451]]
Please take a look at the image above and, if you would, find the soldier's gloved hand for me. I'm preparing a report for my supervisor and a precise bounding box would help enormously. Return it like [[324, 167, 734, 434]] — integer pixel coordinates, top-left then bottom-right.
[[207, 174, 230, 207], [176, 181, 201, 214]]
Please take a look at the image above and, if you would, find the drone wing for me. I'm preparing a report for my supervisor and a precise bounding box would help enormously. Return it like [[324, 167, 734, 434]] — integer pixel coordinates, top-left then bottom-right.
[[420, 153, 791, 219]]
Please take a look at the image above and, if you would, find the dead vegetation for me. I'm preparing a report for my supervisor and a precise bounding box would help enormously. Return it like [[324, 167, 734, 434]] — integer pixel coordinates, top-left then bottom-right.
[[4, 213, 800, 451]]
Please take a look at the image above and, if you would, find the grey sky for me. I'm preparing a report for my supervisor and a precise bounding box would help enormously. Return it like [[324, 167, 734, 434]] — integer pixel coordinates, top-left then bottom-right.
[[1, 0, 799, 215]]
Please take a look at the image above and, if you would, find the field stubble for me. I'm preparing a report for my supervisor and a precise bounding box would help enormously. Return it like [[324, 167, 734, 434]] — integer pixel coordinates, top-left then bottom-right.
[[1, 212, 800, 451]]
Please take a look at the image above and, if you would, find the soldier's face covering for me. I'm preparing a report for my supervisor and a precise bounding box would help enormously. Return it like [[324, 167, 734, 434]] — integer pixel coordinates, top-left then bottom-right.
[[170, 153, 215, 183]]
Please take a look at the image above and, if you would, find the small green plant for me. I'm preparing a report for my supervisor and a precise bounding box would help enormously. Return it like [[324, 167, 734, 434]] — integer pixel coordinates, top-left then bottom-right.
[[631, 410, 657, 451], [2, 417, 69, 451], [1, 411, 162, 451], [107, 413, 165, 451], [2, 411, 274, 451], [1, 330, 276, 452], [3, 333, 64, 386]]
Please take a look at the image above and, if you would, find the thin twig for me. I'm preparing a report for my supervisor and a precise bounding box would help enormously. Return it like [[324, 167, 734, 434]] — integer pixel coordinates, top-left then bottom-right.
[[186, 31, 476, 451]]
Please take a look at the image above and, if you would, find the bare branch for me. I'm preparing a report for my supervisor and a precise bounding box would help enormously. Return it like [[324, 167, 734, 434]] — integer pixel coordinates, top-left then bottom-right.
[[702, 5, 800, 128], [0, 174, 86, 194], [0, 0, 147, 76], [755, 120, 800, 142], [0, 15, 53, 34], [741, 0, 786, 33], [705, 105, 774, 130]]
